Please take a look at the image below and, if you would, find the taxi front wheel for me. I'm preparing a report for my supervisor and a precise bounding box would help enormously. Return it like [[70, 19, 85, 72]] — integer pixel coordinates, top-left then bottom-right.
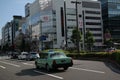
[[46, 64, 51, 72], [35, 62, 39, 69]]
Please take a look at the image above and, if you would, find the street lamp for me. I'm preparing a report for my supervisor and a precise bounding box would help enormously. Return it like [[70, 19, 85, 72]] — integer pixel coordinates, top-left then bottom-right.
[[71, 0, 81, 53]]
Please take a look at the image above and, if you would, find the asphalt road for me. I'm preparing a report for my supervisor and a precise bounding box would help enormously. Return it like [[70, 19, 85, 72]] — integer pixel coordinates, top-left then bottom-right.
[[0, 58, 120, 80]]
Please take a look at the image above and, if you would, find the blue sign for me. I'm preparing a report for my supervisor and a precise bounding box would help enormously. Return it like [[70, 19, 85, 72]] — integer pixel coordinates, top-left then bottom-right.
[[39, 35, 46, 41]]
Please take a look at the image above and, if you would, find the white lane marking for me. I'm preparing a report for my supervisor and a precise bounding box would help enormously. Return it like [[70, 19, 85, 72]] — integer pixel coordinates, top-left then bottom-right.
[[0, 65, 6, 69], [0, 61, 20, 67], [34, 70, 64, 80], [70, 67, 105, 74], [23, 63, 34, 66]]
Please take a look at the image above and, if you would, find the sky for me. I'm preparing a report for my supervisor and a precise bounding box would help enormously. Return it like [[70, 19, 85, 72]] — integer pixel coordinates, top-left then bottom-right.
[[0, 0, 97, 39], [0, 0, 34, 39]]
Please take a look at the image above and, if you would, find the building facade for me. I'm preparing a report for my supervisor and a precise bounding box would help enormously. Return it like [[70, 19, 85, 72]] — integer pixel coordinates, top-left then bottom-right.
[[99, 0, 120, 43], [65, 0, 103, 49], [2, 22, 12, 46], [24, 0, 103, 50], [1, 22, 12, 51], [2, 16, 25, 51]]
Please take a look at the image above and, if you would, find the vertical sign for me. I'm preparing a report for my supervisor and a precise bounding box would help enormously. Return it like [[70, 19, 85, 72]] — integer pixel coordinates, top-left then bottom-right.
[[77, 2, 83, 29], [61, 7, 65, 37]]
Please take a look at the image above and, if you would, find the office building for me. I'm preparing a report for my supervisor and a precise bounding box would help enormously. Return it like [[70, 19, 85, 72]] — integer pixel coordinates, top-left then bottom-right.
[[99, 0, 120, 42], [25, 0, 103, 49], [66, 0, 103, 49], [2, 16, 25, 51]]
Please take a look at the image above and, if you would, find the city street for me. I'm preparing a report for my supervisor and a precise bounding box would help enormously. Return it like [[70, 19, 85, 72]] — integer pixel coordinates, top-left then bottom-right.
[[0, 58, 120, 80]]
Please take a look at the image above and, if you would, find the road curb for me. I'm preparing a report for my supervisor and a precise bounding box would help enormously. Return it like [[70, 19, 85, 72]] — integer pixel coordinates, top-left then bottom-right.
[[75, 57, 120, 70], [74, 57, 105, 61], [107, 59, 120, 70]]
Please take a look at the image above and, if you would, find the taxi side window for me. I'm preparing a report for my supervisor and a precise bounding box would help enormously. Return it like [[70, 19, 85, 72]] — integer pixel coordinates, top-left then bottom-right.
[[40, 53, 48, 59]]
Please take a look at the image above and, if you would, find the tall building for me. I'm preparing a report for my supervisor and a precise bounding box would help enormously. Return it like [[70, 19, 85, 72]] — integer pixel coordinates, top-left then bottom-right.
[[66, 0, 103, 49], [25, 3, 31, 18], [11, 16, 25, 47], [2, 15, 25, 51], [2, 27, 5, 46], [2, 22, 12, 46], [99, 0, 120, 42], [25, 0, 103, 50]]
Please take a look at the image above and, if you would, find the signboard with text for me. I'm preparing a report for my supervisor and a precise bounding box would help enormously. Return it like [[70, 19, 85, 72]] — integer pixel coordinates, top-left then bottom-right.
[[40, 15, 52, 22]]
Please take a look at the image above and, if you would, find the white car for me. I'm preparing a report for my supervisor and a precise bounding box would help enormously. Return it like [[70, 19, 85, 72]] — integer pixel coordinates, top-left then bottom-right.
[[26, 52, 40, 60], [18, 52, 28, 60]]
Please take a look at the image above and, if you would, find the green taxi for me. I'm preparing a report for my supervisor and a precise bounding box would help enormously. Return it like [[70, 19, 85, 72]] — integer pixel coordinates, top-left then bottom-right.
[[35, 51, 73, 71]]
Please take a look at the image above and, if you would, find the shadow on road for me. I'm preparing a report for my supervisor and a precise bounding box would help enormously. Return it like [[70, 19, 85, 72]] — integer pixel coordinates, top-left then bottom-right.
[[104, 61, 120, 74], [38, 68, 66, 74], [16, 68, 65, 77], [16, 68, 42, 76]]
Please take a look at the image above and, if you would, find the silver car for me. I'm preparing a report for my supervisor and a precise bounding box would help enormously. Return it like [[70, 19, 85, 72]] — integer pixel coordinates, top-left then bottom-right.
[[26, 52, 40, 60], [18, 52, 28, 60]]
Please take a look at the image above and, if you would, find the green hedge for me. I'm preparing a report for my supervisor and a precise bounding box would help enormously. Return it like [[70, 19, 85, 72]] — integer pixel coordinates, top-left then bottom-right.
[[42, 49, 70, 54], [110, 51, 120, 64], [66, 52, 109, 59], [66, 51, 120, 65], [42, 49, 120, 64]]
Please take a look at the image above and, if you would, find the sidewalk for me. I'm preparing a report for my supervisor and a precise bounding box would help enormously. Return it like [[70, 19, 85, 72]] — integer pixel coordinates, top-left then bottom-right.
[[0, 55, 11, 59]]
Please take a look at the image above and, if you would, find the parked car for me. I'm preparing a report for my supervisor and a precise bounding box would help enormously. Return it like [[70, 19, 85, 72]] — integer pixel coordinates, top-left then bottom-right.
[[35, 51, 73, 71], [8, 52, 12, 56], [26, 52, 40, 60], [105, 47, 116, 52], [11, 52, 19, 59], [18, 52, 28, 60]]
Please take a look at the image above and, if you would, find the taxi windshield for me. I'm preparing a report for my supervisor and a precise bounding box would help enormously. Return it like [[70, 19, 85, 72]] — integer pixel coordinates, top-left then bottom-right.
[[50, 52, 66, 58]]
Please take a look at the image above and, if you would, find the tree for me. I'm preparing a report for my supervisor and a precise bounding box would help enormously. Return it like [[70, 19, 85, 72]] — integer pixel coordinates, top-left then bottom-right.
[[85, 30, 95, 51], [104, 29, 113, 47], [15, 30, 24, 52], [71, 28, 82, 51], [15, 29, 31, 52]]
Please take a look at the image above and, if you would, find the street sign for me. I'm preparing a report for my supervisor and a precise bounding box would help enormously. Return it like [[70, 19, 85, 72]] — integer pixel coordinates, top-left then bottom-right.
[[39, 35, 46, 41]]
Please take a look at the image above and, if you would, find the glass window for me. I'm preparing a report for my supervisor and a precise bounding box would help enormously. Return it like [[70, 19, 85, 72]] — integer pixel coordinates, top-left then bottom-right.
[[40, 53, 48, 59], [109, 10, 120, 15], [86, 22, 101, 25], [85, 10, 101, 14], [86, 16, 101, 20], [108, 0, 120, 3], [93, 34, 102, 36], [86, 28, 102, 31], [50, 52, 66, 58], [108, 4, 116, 9], [67, 19, 76, 21], [117, 4, 120, 9], [82, 1, 100, 9], [95, 39, 102, 42], [66, 8, 76, 15]]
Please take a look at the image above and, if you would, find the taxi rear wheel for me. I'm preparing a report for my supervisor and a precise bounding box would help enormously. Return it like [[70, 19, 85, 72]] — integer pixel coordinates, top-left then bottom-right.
[[64, 67, 68, 70]]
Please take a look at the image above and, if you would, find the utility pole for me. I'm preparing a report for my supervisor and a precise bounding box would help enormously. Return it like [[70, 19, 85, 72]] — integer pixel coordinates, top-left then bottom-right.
[[71, 0, 81, 53], [64, 1, 68, 49], [39, 20, 43, 51], [29, 24, 32, 52], [82, 10, 85, 50]]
